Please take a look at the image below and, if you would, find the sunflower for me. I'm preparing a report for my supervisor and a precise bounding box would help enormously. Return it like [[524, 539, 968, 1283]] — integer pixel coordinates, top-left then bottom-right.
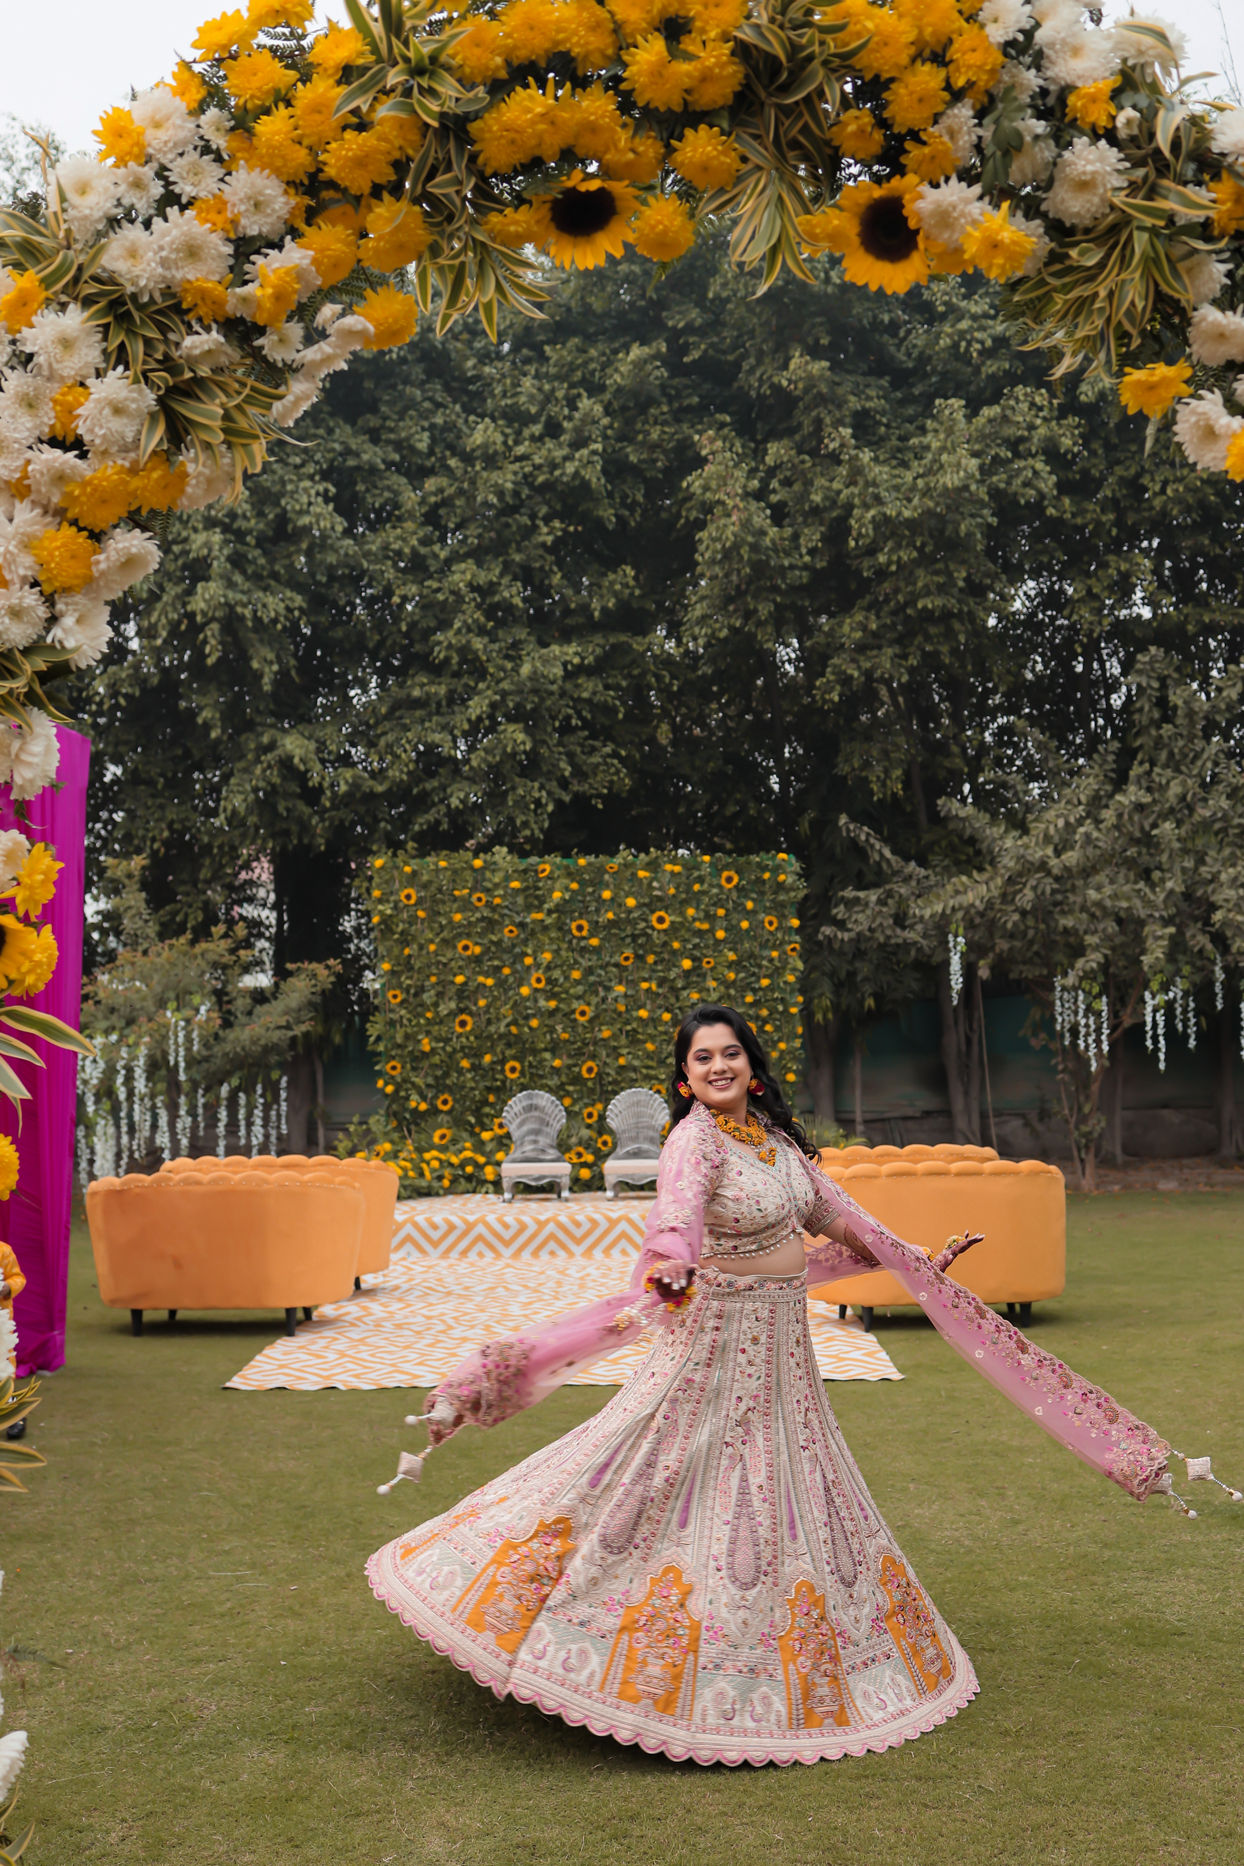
[[651, 911, 670, 929], [537, 862, 551, 876], [571, 919, 590, 936], [387, 988, 403, 1004], [505, 1060, 522, 1078], [581, 1060, 599, 1079], [719, 870, 739, 889], [385, 1059, 402, 1076], [400, 886, 417, 904], [433, 1127, 452, 1145], [583, 1106, 598, 1123], [504, 924, 519, 937], [457, 937, 473, 954], [574, 1005, 591, 1022], [455, 1014, 473, 1033], [531, 972, 546, 989], [802, 176, 928, 295], [597, 1132, 614, 1151], [471, 891, 487, 906], [764, 915, 779, 931], [537, 170, 638, 270], [620, 951, 635, 965], [436, 1092, 454, 1111]]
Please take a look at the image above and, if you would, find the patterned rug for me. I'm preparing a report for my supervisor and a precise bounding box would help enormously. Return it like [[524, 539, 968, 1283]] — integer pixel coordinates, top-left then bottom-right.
[[226, 1194, 902, 1391]]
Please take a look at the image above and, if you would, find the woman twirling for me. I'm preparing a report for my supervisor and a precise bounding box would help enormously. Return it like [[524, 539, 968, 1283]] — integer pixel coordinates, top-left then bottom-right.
[[367, 1005, 1206, 1766]]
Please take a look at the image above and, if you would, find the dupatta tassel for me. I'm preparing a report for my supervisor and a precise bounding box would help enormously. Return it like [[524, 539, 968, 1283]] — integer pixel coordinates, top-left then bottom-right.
[[1153, 1472, 1197, 1518], [377, 1450, 427, 1496], [1178, 1453, 1244, 1502]]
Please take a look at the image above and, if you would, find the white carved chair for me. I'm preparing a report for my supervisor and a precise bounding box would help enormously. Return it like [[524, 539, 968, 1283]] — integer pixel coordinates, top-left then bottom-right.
[[602, 1088, 668, 1198], [499, 1091, 572, 1200]]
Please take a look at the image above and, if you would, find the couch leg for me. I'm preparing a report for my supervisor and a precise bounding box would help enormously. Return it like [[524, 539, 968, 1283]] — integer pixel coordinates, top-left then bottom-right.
[[1018, 1301, 1032, 1325], [130, 1309, 143, 1337], [354, 1276, 362, 1292], [1006, 1302, 1018, 1320], [284, 1307, 298, 1336], [303, 1306, 314, 1322], [838, 1305, 847, 1320], [860, 1307, 874, 1330], [167, 1309, 177, 1324]]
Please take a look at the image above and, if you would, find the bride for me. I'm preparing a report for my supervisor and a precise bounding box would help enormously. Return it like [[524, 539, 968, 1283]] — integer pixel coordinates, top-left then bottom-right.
[[367, 1004, 1186, 1766]]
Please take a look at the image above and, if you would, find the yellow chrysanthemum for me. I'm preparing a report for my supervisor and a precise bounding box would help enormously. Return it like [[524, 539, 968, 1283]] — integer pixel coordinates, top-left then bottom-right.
[[1118, 359, 1193, 419], [60, 464, 137, 532], [611, 0, 662, 42], [0, 272, 46, 336], [308, 21, 367, 75], [482, 204, 548, 249], [247, 0, 316, 31], [291, 76, 348, 147], [130, 456, 189, 514], [0, 916, 42, 993], [361, 199, 431, 271], [902, 130, 958, 182], [846, 5, 918, 80], [621, 34, 689, 109], [167, 61, 208, 110], [683, 36, 745, 108], [49, 383, 89, 443], [357, 284, 418, 350], [250, 105, 315, 183], [94, 106, 147, 166], [451, 19, 508, 82], [561, 0, 620, 72], [884, 59, 947, 132], [192, 9, 255, 60], [1065, 76, 1118, 134], [319, 127, 399, 193], [892, 0, 962, 55], [565, 85, 628, 163], [470, 85, 567, 173], [193, 195, 236, 234], [960, 202, 1036, 280], [224, 47, 298, 110], [8, 844, 62, 920], [1209, 172, 1244, 237], [630, 194, 696, 261], [31, 524, 98, 595], [946, 22, 1003, 93], [181, 277, 231, 322], [829, 108, 886, 161], [298, 222, 359, 286], [253, 263, 302, 326], [1226, 429, 1244, 482], [603, 129, 666, 184], [0, 1134, 17, 1199], [539, 172, 638, 269], [371, 113, 426, 162], [671, 125, 742, 191]]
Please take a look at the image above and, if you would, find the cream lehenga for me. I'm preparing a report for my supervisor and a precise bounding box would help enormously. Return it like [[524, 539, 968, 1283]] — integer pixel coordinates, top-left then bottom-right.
[[367, 1103, 1221, 1766]]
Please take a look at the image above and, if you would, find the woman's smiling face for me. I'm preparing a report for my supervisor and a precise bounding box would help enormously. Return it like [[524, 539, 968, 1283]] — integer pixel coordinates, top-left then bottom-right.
[[683, 1021, 750, 1121]]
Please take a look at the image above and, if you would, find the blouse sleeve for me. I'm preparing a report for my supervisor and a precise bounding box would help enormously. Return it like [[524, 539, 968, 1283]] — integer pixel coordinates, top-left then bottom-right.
[[634, 1109, 724, 1286]]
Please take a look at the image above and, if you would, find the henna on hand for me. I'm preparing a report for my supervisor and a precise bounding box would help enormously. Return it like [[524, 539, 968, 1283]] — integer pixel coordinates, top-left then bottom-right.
[[841, 1223, 879, 1267]]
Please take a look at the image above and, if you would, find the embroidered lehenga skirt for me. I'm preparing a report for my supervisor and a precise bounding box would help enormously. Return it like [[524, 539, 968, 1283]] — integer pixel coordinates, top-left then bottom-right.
[[368, 1267, 978, 1765]]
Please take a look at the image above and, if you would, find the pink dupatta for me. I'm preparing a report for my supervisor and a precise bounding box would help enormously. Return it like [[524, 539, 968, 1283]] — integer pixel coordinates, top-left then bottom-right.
[[398, 1114, 1227, 1514]]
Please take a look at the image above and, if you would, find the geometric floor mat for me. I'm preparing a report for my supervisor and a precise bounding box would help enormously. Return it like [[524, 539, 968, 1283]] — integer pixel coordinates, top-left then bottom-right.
[[225, 1242, 902, 1391]]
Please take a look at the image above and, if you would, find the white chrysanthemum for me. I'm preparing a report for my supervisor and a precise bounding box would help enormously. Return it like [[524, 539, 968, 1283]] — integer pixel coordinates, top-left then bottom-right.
[[998, 58, 1041, 102], [0, 830, 31, 889], [52, 154, 121, 239], [225, 284, 259, 321], [77, 369, 157, 460], [1030, 0, 1085, 23], [48, 593, 112, 668], [1114, 106, 1142, 139], [0, 368, 54, 448], [1045, 136, 1128, 227], [271, 375, 322, 428], [100, 225, 166, 300], [25, 444, 90, 509], [978, 0, 1032, 46], [0, 501, 49, 587], [1172, 389, 1241, 471], [18, 304, 105, 384], [0, 589, 46, 652], [177, 455, 235, 509], [87, 529, 160, 600], [180, 331, 235, 370], [0, 713, 60, 801], [198, 107, 233, 152], [116, 164, 163, 218], [150, 208, 231, 286], [0, 1306, 15, 1370], [1040, 26, 1119, 86], [1111, 15, 1187, 74], [257, 322, 304, 364], [934, 101, 981, 164], [914, 177, 985, 244], [130, 87, 197, 162], [1181, 251, 1230, 306], [1189, 306, 1244, 366], [164, 150, 225, 202], [1010, 120, 1056, 185], [0, 1731, 27, 1802], [246, 239, 319, 294], [222, 166, 291, 241], [314, 302, 345, 330], [1209, 108, 1244, 160], [1009, 208, 1052, 274]]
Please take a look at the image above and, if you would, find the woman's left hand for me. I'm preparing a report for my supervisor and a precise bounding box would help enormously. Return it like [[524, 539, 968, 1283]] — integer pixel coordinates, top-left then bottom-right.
[[931, 1231, 985, 1275]]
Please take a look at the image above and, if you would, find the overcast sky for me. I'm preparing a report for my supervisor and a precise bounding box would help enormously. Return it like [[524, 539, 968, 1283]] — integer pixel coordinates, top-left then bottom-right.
[[0, 0, 1239, 152]]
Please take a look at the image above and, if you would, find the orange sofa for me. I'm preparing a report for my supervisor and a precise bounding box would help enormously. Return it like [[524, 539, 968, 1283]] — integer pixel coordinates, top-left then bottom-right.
[[159, 1154, 397, 1283], [809, 1148, 1065, 1328], [87, 1170, 365, 1335]]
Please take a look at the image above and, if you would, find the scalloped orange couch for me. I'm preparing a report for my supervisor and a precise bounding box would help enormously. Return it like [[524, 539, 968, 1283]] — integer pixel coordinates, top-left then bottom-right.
[[159, 1154, 397, 1282], [809, 1144, 1065, 1327], [87, 1170, 365, 1336]]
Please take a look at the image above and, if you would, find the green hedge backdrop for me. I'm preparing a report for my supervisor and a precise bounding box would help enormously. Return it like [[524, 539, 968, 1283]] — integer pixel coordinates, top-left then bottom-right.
[[357, 849, 803, 1193]]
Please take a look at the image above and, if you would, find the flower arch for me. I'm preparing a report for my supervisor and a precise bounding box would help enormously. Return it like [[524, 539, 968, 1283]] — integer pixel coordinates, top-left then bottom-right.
[[0, 0, 1240, 803]]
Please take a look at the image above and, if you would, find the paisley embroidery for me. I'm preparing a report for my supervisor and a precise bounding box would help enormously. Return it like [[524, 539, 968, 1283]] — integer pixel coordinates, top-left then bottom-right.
[[726, 1461, 762, 1591]]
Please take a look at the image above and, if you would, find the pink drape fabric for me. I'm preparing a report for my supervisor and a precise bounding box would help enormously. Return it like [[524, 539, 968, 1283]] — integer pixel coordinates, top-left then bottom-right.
[[427, 1111, 1173, 1503], [0, 726, 91, 1375]]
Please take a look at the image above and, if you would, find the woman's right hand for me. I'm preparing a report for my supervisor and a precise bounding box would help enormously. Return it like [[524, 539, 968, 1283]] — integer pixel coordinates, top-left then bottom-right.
[[645, 1260, 695, 1307]]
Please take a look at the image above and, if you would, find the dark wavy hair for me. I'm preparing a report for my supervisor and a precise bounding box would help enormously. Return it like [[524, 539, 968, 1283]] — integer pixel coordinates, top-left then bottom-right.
[[668, 1003, 818, 1160]]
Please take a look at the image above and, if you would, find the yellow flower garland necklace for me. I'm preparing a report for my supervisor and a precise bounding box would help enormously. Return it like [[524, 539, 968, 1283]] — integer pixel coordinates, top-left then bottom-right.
[[710, 1107, 777, 1167]]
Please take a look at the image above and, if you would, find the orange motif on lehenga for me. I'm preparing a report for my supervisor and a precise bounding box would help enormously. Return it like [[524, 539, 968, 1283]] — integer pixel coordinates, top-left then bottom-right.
[[457, 1515, 575, 1654], [602, 1565, 701, 1719], [779, 1580, 856, 1729], [880, 1553, 952, 1696]]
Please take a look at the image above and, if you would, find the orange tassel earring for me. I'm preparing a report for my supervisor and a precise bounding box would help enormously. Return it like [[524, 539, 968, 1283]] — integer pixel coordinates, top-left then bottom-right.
[[677, 1081, 692, 1099]]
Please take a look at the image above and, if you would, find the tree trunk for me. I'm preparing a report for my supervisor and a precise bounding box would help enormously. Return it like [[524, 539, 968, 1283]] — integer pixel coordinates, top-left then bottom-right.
[[286, 1046, 315, 1154], [975, 971, 998, 1154], [1105, 1037, 1124, 1166], [1218, 1003, 1237, 1161], [312, 1047, 326, 1155], [804, 1008, 839, 1139], [852, 1029, 865, 1140], [935, 960, 981, 1145]]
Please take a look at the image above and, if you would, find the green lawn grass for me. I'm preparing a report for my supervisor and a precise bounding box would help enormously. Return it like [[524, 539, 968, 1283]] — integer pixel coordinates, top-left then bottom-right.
[[4, 1194, 1243, 1866]]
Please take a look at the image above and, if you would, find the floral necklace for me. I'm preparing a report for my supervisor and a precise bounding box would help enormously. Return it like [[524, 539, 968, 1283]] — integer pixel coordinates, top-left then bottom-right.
[[710, 1107, 777, 1167]]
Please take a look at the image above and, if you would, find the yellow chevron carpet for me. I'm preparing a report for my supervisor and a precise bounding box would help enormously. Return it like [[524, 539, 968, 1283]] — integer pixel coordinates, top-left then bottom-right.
[[226, 1195, 902, 1390]]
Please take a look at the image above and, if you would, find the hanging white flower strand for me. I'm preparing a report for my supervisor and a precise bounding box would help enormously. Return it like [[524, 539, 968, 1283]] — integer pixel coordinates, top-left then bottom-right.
[[948, 927, 966, 1009], [1214, 954, 1225, 1013]]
